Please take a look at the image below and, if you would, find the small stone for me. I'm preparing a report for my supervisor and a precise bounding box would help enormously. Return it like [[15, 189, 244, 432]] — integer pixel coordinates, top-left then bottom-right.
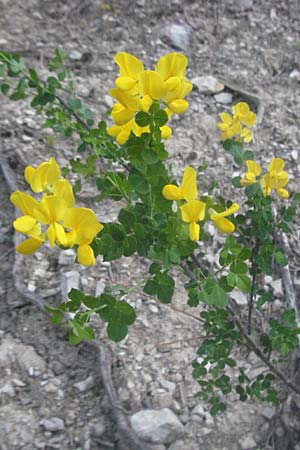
[[159, 379, 176, 395], [69, 50, 82, 61], [290, 69, 300, 81], [22, 134, 32, 142], [130, 408, 184, 444], [148, 303, 159, 313], [61, 270, 80, 301], [191, 76, 224, 94], [104, 94, 114, 108], [261, 405, 276, 420], [271, 279, 283, 297], [95, 281, 105, 297], [0, 382, 16, 397], [58, 249, 76, 266], [40, 417, 65, 432], [239, 434, 256, 449], [214, 92, 233, 104], [169, 440, 198, 450], [161, 23, 192, 51], [74, 376, 95, 393], [230, 289, 247, 306], [291, 150, 298, 161]]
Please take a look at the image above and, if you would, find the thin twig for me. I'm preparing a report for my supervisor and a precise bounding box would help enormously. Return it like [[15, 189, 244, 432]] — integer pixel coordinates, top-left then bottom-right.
[[247, 240, 259, 335]]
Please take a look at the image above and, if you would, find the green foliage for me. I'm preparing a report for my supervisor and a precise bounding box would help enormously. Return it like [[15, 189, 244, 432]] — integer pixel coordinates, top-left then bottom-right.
[[3, 48, 300, 417]]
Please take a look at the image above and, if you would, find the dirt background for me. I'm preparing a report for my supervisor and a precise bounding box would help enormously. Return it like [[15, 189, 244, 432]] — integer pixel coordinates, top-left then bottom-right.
[[1, 0, 300, 449]]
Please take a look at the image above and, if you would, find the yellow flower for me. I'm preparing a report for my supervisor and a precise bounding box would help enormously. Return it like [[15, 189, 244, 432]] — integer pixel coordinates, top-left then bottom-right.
[[155, 53, 188, 81], [210, 203, 240, 234], [63, 208, 104, 266], [217, 102, 256, 143], [24, 157, 60, 193], [232, 102, 256, 127], [180, 200, 206, 241], [217, 112, 242, 141], [240, 160, 262, 186], [33, 196, 68, 248], [114, 52, 144, 94], [107, 119, 171, 145], [162, 167, 198, 201], [10, 191, 45, 254], [260, 158, 289, 199]]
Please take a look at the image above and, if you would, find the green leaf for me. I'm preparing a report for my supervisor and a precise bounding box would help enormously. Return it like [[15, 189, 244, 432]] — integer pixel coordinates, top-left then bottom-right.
[[154, 110, 168, 127], [129, 173, 150, 194], [156, 272, 175, 303], [275, 250, 288, 267], [135, 111, 151, 127], [210, 284, 228, 307], [143, 279, 158, 296], [107, 322, 128, 342], [223, 140, 244, 165], [1, 83, 9, 95], [68, 288, 85, 304], [232, 176, 242, 188]]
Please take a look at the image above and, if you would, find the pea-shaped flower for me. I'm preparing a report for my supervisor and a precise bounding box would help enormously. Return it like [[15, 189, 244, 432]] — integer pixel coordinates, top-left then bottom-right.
[[240, 160, 262, 186], [162, 166, 198, 202], [180, 200, 206, 241], [210, 203, 240, 234], [261, 158, 289, 199], [63, 208, 104, 266]]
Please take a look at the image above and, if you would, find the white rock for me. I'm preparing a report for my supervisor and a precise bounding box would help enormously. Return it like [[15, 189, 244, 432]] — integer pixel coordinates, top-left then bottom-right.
[[58, 249, 76, 266], [271, 279, 283, 296], [130, 408, 184, 444], [0, 337, 46, 374], [69, 50, 82, 61], [214, 92, 233, 104], [191, 76, 224, 94], [161, 23, 192, 51], [61, 270, 80, 302], [159, 379, 176, 395], [291, 150, 298, 161], [290, 69, 300, 81], [40, 417, 65, 432], [74, 376, 95, 393], [0, 383, 16, 397], [95, 280, 105, 296], [230, 289, 248, 306], [239, 434, 257, 449]]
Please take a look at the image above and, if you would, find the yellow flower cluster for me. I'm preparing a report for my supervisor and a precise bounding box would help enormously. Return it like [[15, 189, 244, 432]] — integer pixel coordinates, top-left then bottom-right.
[[217, 102, 257, 143], [107, 52, 193, 144], [10, 158, 103, 266], [162, 167, 240, 240], [241, 157, 289, 199]]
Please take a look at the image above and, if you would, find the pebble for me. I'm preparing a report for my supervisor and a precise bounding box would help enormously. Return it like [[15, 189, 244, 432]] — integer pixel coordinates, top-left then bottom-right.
[[130, 408, 184, 444], [61, 270, 80, 302], [69, 50, 82, 61], [214, 92, 233, 105], [40, 417, 65, 432], [271, 279, 283, 297], [58, 249, 76, 266], [191, 75, 224, 94], [290, 69, 300, 81], [21, 134, 33, 142], [161, 23, 192, 51], [230, 289, 248, 306], [0, 382, 16, 397], [159, 379, 176, 395], [74, 376, 95, 393], [291, 149, 298, 161], [239, 434, 257, 449]]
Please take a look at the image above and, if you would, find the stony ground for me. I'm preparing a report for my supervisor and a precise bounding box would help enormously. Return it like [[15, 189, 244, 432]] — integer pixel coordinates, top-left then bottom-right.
[[1, 0, 300, 449]]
